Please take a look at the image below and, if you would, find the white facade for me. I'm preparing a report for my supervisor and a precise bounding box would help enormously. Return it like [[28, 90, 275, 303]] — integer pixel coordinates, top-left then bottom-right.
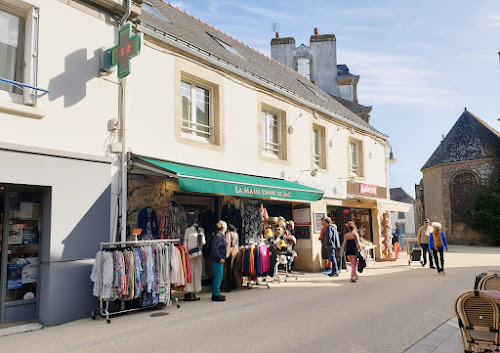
[[0, 0, 394, 325], [0, 0, 116, 326]]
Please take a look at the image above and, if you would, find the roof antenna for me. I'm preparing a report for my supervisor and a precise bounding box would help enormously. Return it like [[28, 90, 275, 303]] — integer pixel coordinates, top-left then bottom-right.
[[272, 22, 280, 38]]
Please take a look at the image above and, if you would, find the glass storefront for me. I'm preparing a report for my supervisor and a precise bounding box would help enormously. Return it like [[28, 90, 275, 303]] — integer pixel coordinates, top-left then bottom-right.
[[327, 206, 373, 243], [0, 185, 42, 323]]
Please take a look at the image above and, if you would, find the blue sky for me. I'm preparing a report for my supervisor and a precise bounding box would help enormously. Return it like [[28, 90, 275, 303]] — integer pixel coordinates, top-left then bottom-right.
[[169, 0, 500, 196]]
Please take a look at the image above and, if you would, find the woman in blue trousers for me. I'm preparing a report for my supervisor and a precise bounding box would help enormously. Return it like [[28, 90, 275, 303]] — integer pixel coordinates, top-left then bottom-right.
[[209, 221, 228, 301]]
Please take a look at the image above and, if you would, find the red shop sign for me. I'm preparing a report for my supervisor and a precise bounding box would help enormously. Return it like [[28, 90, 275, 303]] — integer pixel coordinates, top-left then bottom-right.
[[360, 184, 377, 196]]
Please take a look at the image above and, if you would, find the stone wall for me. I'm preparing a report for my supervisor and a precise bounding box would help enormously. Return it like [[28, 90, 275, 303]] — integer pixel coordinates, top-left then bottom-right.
[[127, 175, 180, 238], [423, 159, 500, 245]]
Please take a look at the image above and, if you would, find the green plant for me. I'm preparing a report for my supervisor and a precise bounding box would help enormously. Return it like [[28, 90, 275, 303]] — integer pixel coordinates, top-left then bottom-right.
[[468, 171, 500, 245]]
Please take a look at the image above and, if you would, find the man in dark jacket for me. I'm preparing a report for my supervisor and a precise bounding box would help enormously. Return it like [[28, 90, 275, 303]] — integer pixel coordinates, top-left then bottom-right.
[[209, 221, 228, 301], [321, 217, 340, 277]]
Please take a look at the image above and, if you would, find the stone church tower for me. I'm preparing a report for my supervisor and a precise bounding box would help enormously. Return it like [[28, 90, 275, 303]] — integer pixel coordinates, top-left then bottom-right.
[[417, 109, 500, 244]]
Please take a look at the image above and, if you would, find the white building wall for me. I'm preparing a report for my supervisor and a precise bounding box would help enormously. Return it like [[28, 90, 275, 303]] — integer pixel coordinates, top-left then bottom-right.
[[0, 0, 117, 157], [126, 42, 389, 189]]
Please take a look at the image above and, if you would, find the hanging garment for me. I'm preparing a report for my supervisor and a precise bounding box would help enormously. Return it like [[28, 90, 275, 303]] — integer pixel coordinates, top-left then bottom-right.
[[249, 246, 256, 275], [260, 245, 270, 274], [256, 245, 261, 275], [90, 251, 114, 299], [170, 245, 185, 287], [133, 248, 143, 298], [137, 207, 159, 239], [90, 251, 103, 298], [242, 247, 250, 275], [243, 203, 263, 245], [144, 246, 154, 293], [221, 203, 243, 239], [160, 202, 187, 239]]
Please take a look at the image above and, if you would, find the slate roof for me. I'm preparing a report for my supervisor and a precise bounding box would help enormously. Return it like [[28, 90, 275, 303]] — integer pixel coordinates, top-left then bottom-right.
[[330, 95, 372, 112], [337, 64, 359, 78], [138, 1, 387, 138], [390, 188, 414, 204], [421, 109, 500, 170]]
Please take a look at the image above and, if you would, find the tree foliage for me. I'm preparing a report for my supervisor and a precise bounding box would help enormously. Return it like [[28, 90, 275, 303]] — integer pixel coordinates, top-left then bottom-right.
[[468, 171, 500, 245]]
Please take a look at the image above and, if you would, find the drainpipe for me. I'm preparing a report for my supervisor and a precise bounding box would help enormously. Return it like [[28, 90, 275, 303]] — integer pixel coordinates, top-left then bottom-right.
[[119, 0, 131, 243]]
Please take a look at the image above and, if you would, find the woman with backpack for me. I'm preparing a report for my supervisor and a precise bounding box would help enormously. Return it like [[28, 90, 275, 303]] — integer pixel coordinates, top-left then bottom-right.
[[339, 221, 362, 283], [207, 220, 229, 301]]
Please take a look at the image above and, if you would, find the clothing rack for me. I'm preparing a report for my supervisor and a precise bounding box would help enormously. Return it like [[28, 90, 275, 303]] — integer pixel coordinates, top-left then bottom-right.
[[242, 243, 271, 289], [91, 239, 180, 324]]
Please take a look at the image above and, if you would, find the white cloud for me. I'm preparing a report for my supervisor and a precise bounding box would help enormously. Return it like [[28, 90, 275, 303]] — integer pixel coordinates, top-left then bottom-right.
[[339, 50, 459, 108], [209, 1, 219, 14], [169, 1, 189, 12], [229, 4, 299, 21], [487, 14, 500, 27], [456, 53, 496, 61]]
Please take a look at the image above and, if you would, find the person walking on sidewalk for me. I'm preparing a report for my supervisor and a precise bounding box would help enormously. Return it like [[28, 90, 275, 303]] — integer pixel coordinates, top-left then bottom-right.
[[340, 221, 362, 282], [429, 222, 448, 275], [393, 222, 402, 260], [209, 221, 228, 301], [417, 219, 435, 268], [319, 218, 332, 274], [323, 217, 340, 277]]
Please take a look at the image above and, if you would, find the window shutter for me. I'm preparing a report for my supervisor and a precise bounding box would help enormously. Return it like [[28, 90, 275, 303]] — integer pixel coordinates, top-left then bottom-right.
[[23, 6, 39, 106]]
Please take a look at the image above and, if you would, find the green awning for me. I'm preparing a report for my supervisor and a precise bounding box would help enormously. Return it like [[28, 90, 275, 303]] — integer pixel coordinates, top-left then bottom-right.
[[136, 157, 323, 202]]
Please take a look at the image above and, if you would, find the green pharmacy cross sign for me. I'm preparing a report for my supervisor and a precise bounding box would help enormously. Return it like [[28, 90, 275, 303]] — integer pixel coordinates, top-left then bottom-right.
[[109, 24, 141, 78]]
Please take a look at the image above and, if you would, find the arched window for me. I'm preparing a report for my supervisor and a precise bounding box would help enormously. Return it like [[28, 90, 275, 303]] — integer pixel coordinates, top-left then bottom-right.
[[450, 171, 479, 221]]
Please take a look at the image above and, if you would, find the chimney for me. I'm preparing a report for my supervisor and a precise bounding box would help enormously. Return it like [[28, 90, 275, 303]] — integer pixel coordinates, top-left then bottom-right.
[[310, 32, 339, 96], [271, 36, 296, 69]]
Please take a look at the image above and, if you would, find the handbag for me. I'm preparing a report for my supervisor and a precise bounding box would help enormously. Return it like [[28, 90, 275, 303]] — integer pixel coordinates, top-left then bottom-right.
[[357, 251, 366, 273], [355, 236, 366, 273]]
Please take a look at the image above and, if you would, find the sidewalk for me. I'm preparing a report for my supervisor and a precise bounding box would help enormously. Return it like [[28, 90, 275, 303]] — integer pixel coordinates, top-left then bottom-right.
[[403, 316, 462, 353]]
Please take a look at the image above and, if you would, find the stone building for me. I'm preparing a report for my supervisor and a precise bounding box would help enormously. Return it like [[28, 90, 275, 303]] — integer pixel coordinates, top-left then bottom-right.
[[270, 29, 372, 123], [416, 109, 500, 244]]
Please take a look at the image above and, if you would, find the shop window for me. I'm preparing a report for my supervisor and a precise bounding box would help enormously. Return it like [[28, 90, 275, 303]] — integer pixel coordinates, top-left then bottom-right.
[[313, 125, 326, 169], [451, 171, 479, 222], [261, 110, 282, 158], [0, 4, 39, 105], [349, 139, 363, 177], [181, 79, 213, 143]]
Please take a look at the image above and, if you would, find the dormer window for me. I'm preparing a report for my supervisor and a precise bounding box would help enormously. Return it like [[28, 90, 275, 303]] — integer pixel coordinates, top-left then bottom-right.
[[142, 2, 171, 22], [207, 33, 244, 59]]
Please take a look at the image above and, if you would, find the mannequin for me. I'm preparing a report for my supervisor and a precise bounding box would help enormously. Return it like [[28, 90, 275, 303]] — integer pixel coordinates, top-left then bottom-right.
[[183, 222, 206, 301]]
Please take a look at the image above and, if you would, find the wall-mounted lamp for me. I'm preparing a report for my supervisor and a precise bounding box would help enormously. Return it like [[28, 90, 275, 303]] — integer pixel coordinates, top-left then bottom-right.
[[296, 168, 318, 180], [328, 127, 347, 147], [288, 111, 304, 134], [368, 140, 379, 159], [389, 146, 398, 164]]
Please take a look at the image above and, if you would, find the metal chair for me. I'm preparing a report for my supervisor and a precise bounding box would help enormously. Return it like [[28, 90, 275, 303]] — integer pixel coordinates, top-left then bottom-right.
[[454, 290, 500, 353], [479, 274, 500, 291]]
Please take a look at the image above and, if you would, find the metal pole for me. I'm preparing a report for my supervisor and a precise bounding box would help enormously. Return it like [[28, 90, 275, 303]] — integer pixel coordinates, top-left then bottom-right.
[[119, 0, 131, 243], [119, 76, 127, 242]]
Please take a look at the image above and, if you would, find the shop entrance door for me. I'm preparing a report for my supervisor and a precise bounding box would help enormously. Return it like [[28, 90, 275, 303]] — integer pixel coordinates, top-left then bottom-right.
[[0, 185, 42, 324]]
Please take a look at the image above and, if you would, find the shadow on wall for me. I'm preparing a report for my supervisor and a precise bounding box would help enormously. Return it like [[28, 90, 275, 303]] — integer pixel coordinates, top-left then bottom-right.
[[61, 184, 112, 261], [48, 48, 104, 108], [40, 185, 112, 326]]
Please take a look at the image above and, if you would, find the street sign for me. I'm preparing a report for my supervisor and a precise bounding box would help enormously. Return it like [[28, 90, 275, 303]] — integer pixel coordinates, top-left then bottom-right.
[[109, 24, 141, 78]]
